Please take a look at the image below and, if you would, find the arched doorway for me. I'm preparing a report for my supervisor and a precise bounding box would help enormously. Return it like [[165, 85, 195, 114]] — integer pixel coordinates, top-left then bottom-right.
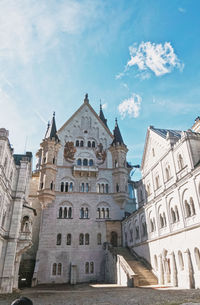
[[110, 231, 118, 247]]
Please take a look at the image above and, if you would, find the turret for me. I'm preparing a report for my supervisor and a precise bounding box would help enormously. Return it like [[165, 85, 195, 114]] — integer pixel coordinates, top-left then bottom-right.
[[109, 119, 129, 208], [99, 102, 108, 127], [37, 112, 60, 208]]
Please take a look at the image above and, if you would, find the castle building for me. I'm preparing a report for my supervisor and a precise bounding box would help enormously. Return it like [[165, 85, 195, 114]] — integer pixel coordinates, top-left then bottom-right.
[[122, 126, 200, 288], [28, 95, 134, 285], [0, 128, 34, 293]]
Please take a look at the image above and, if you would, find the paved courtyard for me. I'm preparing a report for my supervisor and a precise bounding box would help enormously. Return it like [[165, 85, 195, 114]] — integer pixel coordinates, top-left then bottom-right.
[[1, 284, 200, 305]]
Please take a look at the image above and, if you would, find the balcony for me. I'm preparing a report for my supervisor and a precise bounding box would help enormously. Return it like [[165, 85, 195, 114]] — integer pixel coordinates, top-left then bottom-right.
[[72, 165, 98, 177]]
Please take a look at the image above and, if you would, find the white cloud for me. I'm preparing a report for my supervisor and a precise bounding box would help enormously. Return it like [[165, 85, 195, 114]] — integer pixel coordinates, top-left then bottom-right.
[[102, 103, 107, 110], [178, 7, 186, 13], [0, 0, 99, 64], [127, 42, 183, 77], [118, 93, 142, 119]]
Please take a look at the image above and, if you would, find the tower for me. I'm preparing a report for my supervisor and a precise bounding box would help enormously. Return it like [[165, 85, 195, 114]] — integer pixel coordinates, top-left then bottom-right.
[[109, 119, 129, 208], [37, 112, 60, 208]]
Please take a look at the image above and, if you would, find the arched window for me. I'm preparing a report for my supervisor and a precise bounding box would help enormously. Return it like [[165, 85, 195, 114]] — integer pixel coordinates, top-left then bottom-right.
[[68, 207, 72, 219], [79, 233, 84, 245], [101, 184, 104, 193], [85, 233, 89, 245], [57, 263, 62, 275], [142, 222, 147, 236], [50, 181, 53, 190], [106, 184, 109, 193], [90, 262, 94, 273], [52, 263, 57, 275], [97, 233, 102, 245], [81, 183, 84, 192], [80, 207, 84, 218], [53, 157, 55, 164], [77, 159, 82, 166], [92, 141, 95, 148], [190, 197, 196, 215], [85, 262, 89, 274], [80, 140, 84, 147], [56, 233, 62, 245], [76, 140, 79, 147], [171, 208, 176, 223], [89, 159, 93, 166], [65, 182, 68, 192], [88, 141, 91, 148], [135, 226, 139, 239], [165, 167, 170, 181], [147, 184, 151, 196], [86, 183, 89, 193], [85, 208, 89, 219], [64, 207, 67, 218], [115, 160, 118, 168], [178, 251, 184, 270], [69, 182, 73, 192], [102, 208, 105, 219], [194, 248, 200, 270], [21, 216, 30, 232], [106, 208, 109, 218], [175, 206, 179, 221], [66, 233, 71, 245], [185, 200, 191, 217], [163, 213, 167, 226], [178, 154, 184, 170], [160, 214, 164, 228], [155, 176, 160, 189], [97, 208, 100, 219], [116, 184, 119, 192], [61, 182, 64, 192], [59, 207, 62, 219], [83, 159, 88, 166]]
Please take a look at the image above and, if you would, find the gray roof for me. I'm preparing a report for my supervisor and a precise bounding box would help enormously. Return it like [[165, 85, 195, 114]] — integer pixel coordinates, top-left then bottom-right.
[[150, 126, 182, 139]]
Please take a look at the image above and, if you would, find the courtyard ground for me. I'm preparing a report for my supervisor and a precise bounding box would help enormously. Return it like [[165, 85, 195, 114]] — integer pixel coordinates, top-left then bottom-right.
[[0, 284, 200, 305]]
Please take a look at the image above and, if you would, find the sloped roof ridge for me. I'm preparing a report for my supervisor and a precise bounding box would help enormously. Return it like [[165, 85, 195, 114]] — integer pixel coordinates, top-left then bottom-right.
[[151, 126, 182, 139]]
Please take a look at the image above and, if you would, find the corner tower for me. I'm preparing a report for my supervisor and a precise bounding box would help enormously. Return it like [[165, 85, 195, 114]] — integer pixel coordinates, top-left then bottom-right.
[[109, 119, 129, 208], [37, 112, 61, 208]]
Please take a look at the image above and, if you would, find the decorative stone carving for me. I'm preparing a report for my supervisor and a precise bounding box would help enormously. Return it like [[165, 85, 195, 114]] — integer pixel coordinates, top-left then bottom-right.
[[95, 143, 106, 164], [64, 141, 76, 162]]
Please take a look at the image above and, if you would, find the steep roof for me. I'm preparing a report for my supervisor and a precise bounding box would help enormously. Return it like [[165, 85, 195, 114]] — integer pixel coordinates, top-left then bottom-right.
[[151, 126, 182, 139], [112, 118, 124, 146], [99, 103, 108, 127], [45, 112, 59, 142], [58, 94, 113, 138]]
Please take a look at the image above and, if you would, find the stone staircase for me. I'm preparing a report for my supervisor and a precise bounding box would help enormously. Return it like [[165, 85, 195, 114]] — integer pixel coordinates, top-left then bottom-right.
[[116, 247, 158, 286]]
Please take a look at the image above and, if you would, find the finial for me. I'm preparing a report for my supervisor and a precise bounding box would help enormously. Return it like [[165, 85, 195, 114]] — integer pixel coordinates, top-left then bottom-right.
[[53, 111, 55, 117], [115, 118, 118, 126], [47, 121, 50, 128], [84, 93, 89, 103], [100, 99, 102, 110]]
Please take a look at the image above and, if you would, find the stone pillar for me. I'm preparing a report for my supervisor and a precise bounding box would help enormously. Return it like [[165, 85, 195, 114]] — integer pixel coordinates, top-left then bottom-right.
[[170, 251, 178, 287], [184, 249, 194, 289], [158, 254, 164, 285], [13, 255, 21, 290]]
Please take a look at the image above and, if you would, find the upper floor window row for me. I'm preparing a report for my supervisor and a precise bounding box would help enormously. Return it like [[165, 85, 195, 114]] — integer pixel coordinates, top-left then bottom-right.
[[96, 183, 109, 193], [61, 182, 73, 192], [75, 140, 96, 148], [77, 158, 94, 166], [58, 207, 72, 219]]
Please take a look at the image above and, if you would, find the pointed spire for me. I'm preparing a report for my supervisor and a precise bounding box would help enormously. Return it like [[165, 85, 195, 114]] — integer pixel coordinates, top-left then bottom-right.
[[99, 100, 108, 127], [45, 112, 59, 142], [84, 93, 89, 103], [112, 118, 124, 146]]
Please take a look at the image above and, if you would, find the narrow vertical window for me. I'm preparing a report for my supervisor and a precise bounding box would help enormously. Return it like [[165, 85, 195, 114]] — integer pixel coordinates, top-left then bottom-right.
[[70, 182, 73, 192], [92, 141, 95, 148], [85, 208, 89, 218], [97, 208, 100, 219], [64, 207, 67, 219], [88, 141, 91, 147], [80, 207, 84, 218], [97, 233, 101, 245], [106, 184, 109, 193], [80, 140, 84, 147], [85, 262, 89, 274], [59, 207, 62, 219], [90, 262, 94, 273], [106, 208, 109, 218], [52, 263, 57, 275], [86, 183, 89, 193], [79, 233, 84, 245], [57, 263, 62, 275], [85, 233, 89, 245], [65, 182, 68, 192], [56, 233, 62, 245], [61, 182, 64, 192], [68, 207, 72, 219], [67, 233, 71, 245]]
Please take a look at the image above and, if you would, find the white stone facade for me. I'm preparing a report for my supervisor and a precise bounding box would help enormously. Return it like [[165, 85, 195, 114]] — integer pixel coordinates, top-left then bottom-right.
[[32, 98, 132, 285], [122, 126, 200, 288], [0, 128, 33, 293]]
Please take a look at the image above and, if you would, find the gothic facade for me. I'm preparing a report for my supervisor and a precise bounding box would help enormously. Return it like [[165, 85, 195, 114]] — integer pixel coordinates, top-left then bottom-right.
[[0, 128, 34, 293], [29, 95, 134, 285], [122, 126, 200, 288]]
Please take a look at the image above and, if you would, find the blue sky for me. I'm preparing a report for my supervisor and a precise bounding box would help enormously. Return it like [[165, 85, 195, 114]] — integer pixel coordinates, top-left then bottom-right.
[[0, 0, 200, 179]]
